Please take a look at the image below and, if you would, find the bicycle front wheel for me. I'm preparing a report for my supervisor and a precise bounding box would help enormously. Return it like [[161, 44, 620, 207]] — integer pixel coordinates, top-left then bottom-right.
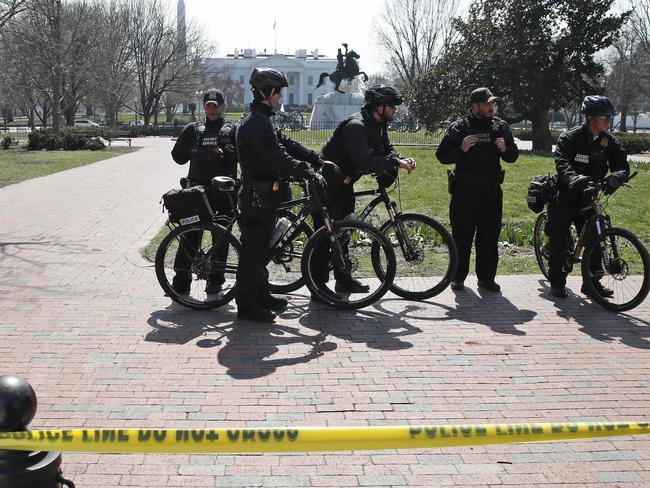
[[155, 223, 240, 310], [378, 213, 457, 300], [301, 220, 396, 310], [533, 211, 551, 280], [268, 210, 314, 294], [581, 227, 650, 312]]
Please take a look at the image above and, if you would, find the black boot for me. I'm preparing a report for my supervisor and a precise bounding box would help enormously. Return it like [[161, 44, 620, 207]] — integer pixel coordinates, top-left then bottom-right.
[[259, 294, 288, 310], [237, 305, 276, 323], [582, 281, 614, 298], [335, 277, 370, 293]]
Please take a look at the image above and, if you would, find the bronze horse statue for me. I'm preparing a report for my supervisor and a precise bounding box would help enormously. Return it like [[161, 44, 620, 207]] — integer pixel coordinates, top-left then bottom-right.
[[316, 50, 368, 94]]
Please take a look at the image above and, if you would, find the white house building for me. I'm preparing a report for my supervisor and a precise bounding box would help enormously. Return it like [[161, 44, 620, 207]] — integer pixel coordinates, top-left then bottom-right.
[[206, 49, 357, 106]]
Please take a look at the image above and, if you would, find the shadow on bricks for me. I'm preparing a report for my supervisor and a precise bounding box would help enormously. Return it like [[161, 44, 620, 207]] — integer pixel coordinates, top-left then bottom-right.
[[293, 300, 421, 350], [145, 304, 235, 345], [217, 323, 337, 379], [442, 288, 535, 335], [539, 281, 650, 350]]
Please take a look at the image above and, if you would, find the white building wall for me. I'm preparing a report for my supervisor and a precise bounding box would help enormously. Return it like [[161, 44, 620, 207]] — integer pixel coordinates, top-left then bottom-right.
[[206, 50, 355, 106]]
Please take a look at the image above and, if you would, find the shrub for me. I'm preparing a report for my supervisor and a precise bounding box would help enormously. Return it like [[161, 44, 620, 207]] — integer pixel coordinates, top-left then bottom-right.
[[28, 128, 105, 151], [1, 136, 13, 150], [615, 132, 650, 154]]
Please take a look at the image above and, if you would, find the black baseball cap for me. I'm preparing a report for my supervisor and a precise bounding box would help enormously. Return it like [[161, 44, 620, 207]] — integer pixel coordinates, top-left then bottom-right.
[[470, 87, 500, 104], [203, 89, 225, 105]]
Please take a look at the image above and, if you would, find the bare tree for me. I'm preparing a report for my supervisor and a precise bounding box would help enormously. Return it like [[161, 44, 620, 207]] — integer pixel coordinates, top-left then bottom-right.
[[94, 0, 136, 126], [375, 0, 460, 87], [0, 0, 28, 29], [2, 0, 101, 131], [630, 0, 650, 58], [128, 0, 213, 125], [605, 25, 645, 131]]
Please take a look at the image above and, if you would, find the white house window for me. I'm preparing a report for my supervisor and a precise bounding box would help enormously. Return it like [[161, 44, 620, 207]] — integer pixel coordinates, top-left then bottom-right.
[[308, 75, 313, 86], [288, 75, 295, 85], [239, 75, 244, 84], [308, 93, 313, 105]]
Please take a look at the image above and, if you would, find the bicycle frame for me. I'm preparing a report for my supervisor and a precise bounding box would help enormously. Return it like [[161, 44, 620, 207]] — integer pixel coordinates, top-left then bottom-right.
[[354, 184, 420, 262]]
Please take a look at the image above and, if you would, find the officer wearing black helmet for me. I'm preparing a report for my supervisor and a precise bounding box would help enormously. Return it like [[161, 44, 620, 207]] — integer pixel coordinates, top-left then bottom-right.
[[436, 87, 519, 293], [309, 84, 416, 298], [170, 88, 237, 294], [547, 95, 629, 298], [236, 67, 327, 322]]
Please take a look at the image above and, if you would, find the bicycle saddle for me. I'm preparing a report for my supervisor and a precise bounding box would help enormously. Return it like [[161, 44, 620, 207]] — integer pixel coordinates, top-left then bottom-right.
[[211, 176, 236, 192]]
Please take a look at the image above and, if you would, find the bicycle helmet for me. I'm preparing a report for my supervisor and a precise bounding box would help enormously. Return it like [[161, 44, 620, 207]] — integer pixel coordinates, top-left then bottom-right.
[[250, 67, 288, 100], [364, 84, 403, 107], [581, 96, 616, 117]]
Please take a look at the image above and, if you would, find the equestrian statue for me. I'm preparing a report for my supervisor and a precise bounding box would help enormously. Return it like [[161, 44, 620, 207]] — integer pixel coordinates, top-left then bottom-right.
[[316, 43, 369, 94]]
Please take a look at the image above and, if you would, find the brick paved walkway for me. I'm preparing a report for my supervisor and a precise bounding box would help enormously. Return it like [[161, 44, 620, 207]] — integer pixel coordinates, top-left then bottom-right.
[[1, 137, 649, 487]]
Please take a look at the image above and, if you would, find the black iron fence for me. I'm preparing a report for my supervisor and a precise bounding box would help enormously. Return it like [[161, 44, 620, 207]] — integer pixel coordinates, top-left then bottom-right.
[[275, 119, 443, 147]]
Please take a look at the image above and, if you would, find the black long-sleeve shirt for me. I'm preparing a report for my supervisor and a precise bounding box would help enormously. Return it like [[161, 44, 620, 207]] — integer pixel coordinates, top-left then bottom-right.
[[236, 101, 316, 182], [554, 124, 629, 192], [436, 112, 518, 179], [321, 107, 402, 181]]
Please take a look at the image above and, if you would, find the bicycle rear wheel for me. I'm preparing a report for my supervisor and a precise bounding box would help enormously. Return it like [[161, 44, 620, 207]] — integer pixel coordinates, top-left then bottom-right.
[[301, 220, 396, 310], [377, 213, 457, 300], [581, 227, 650, 312], [155, 223, 240, 310], [533, 212, 551, 280], [268, 210, 313, 294]]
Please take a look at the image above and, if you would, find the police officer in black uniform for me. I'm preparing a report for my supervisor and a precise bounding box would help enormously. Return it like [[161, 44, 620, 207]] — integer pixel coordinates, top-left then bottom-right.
[[436, 87, 519, 292], [547, 95, 629, 298], [236, 67, 326, 322], [170, 88, 237, 294], [310, 84, 415, 298]]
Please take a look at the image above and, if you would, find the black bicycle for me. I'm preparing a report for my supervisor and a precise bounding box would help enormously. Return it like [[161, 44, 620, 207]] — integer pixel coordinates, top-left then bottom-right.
[[156, 176, 397, 310], [533, 172, 650, 312]]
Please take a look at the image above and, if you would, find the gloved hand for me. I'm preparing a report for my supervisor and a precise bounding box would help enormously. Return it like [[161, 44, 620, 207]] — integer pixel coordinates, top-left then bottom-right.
[[320, 160, 344, 185], [568, 174, 592, 190], [603, 174, 624, 195], [308, 172, 327, 195]]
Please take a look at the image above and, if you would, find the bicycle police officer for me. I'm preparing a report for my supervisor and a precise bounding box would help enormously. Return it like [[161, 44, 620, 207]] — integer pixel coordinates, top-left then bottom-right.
[[547, 95, 629, 298], [309, 84, 415, 299], [170, 88, 237, 294], [436, 87, 519, 292], [236, 67, 326, 322]]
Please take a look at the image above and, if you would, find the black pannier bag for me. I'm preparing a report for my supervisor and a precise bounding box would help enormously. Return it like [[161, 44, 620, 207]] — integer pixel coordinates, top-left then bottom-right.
[[162, 186, 214, 225], [527, 174, 558, 213]]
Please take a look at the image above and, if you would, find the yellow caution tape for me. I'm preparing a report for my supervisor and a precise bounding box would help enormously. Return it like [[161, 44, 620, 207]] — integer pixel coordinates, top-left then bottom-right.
[[0, 422, 648, 454]]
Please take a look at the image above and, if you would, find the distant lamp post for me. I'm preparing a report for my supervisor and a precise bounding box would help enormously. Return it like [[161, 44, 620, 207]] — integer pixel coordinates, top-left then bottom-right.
[[134, 99, 138, 125], [194, 90, 203, 121]]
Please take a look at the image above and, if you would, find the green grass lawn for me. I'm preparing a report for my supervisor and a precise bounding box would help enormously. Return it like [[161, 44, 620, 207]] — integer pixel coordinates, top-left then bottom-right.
[[145, 147, 649, 275], [0, 145, 138, 188]]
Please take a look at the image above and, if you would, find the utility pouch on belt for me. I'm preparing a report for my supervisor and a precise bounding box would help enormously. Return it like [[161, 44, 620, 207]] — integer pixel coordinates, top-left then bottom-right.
[[447, 169, 456, 195], [162, 186, 213, 226], [249, 180, 285, 210]]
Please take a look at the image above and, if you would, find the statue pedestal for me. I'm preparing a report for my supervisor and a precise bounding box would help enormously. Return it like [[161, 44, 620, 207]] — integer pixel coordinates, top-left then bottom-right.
[[309, 91, 364, 130]]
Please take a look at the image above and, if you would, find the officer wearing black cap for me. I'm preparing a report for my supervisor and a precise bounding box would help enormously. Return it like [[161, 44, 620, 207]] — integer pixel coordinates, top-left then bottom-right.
[[546, 95, 629, 298], [309, 84, 416, 299], [236, 67, 327, 322], [436, 87, 519, 292], [170, 88, 237, 294]]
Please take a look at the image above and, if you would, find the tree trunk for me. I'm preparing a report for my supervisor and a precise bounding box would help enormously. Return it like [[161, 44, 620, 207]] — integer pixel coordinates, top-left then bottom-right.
[[619, 108, 627, 132], [51, 0, 62, 134], [530, 109, 552, 151]]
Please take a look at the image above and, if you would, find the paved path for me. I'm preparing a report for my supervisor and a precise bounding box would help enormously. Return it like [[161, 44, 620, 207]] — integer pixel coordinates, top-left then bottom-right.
[[1, 137, 649, 487]]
